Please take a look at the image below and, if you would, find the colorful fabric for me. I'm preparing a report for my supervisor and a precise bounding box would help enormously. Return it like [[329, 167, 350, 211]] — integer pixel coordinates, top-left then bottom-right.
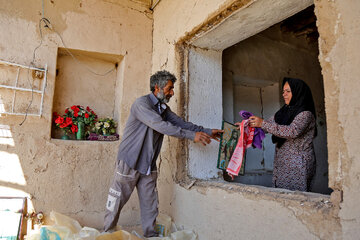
[[239, 110, 265, 149], [87, 133, 119, 141], [226, 120, 254, 177]]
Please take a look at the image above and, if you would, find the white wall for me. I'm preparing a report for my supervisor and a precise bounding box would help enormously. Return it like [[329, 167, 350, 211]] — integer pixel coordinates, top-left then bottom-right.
[[188, 47, 223, 179]]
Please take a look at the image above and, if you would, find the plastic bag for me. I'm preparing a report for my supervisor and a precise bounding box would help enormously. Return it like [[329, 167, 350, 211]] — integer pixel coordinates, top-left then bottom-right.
[[74, 227, 100, 240], [50, 211, 82, 234], [39, 225, 72, 240], [147, 237, 171, 240], [170, 230, 198, 240], [95, 231, 123, 240], [30, 211, 100, 240], [95, 230, 142, 240], [27, 230, 41, 240]]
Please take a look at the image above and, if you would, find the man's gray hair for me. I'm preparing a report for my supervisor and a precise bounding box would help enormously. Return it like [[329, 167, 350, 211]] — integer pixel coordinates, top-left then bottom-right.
[[150, 70, 177, 92]]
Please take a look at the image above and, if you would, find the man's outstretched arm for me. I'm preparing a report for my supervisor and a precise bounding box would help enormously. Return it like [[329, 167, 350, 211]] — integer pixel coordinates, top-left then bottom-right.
[[165, 107, 223, 142], [133, 100, 213, 145]]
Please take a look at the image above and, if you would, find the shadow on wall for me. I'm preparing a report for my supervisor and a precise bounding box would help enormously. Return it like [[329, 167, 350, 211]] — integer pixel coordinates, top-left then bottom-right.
[[0, 123, 30, 238]]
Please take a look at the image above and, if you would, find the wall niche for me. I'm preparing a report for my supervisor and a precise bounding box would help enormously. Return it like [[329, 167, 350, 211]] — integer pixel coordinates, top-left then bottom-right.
[[51, 48, 123, 140]]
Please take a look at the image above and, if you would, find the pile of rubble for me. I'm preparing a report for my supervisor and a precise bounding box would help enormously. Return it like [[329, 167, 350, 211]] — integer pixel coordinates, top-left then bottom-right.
[[26, 211, 198, 240]]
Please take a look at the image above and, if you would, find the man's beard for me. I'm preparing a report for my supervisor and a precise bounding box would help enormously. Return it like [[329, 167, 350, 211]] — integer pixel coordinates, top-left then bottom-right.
[[156, 89, 170, 103]]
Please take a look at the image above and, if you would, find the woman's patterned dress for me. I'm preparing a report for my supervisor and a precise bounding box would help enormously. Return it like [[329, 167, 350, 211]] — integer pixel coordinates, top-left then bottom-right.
[[261, 111, 316, 191]]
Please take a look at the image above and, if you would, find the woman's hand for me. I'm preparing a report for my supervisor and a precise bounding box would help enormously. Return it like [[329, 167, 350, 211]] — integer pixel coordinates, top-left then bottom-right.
[[235, 116, 263, 129], [249, 116, 263, 128]]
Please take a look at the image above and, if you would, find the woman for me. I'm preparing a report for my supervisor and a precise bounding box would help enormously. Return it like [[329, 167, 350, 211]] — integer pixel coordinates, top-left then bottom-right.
[[247, 77, 316, 191]]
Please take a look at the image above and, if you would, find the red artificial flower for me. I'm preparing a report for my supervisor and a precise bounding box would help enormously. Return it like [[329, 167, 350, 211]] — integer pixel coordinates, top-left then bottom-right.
[[55, 116, 64, 124], [65, 109, 69, 113], [65, 117, 72, 125], [85, 113, 89, 118], [71, 124, 78, 133], [86, 106, 91, 112], [59, 122, 68, 128], [91, 110, 98, 119], [70, 105, 80, 114], [74, 112, 79, 117]]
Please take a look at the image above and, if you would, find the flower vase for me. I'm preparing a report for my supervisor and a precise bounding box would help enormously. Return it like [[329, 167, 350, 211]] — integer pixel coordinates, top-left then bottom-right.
[[61, 134, 69, 140], [76, 122, 85, 140]]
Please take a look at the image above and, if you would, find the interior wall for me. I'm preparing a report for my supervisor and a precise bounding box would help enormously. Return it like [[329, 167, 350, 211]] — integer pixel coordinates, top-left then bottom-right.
[[230, 83, 279, 186], [0, 0, 152, 228], [222, 71, 234, 122], [222, 22, 329, 193]]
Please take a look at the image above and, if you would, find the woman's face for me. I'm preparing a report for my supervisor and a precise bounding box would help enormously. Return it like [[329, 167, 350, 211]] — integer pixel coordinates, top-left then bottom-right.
[[282, 82, 292, 105]]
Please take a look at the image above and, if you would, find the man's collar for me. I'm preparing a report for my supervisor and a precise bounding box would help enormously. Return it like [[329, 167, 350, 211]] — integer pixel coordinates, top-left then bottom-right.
[[149, 93, 167, 111], [149, 93, 159, 105]]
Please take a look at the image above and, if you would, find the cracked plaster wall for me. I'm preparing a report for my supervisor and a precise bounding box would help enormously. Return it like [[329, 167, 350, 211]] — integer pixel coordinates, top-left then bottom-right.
[[0, 0, 358, 238], [152, 0, 359, 239], [315, 0, 360, 238], [0, 0, 152, 228]]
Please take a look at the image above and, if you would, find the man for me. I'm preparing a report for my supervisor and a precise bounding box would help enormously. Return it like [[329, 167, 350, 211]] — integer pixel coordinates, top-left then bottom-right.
[[104, 70, 223, 237]]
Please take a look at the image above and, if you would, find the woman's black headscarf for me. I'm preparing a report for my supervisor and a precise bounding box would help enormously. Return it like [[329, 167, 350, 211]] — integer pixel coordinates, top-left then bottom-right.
[[272, 77, 317, 148]]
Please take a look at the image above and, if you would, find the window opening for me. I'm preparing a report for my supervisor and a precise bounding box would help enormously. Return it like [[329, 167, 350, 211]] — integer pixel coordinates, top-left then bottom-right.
[[222, 6, 331, 194]]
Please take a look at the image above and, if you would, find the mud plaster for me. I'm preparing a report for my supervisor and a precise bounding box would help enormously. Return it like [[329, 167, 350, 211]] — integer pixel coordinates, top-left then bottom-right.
[[315, 1, 348, 191], [170, 0, 342, 238]]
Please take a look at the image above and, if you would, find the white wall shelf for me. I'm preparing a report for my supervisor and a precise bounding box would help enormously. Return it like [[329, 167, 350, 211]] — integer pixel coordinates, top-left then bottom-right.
[[0, 60, 47, 117]]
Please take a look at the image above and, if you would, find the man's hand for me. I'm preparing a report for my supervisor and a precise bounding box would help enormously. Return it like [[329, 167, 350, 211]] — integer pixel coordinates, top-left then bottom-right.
[[211, 129, 224, 142], [194, 132, 211, 146]]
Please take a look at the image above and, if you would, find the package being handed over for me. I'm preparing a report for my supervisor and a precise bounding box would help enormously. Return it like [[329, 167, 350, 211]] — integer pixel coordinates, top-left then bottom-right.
[[226, 119, 254, 179]]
